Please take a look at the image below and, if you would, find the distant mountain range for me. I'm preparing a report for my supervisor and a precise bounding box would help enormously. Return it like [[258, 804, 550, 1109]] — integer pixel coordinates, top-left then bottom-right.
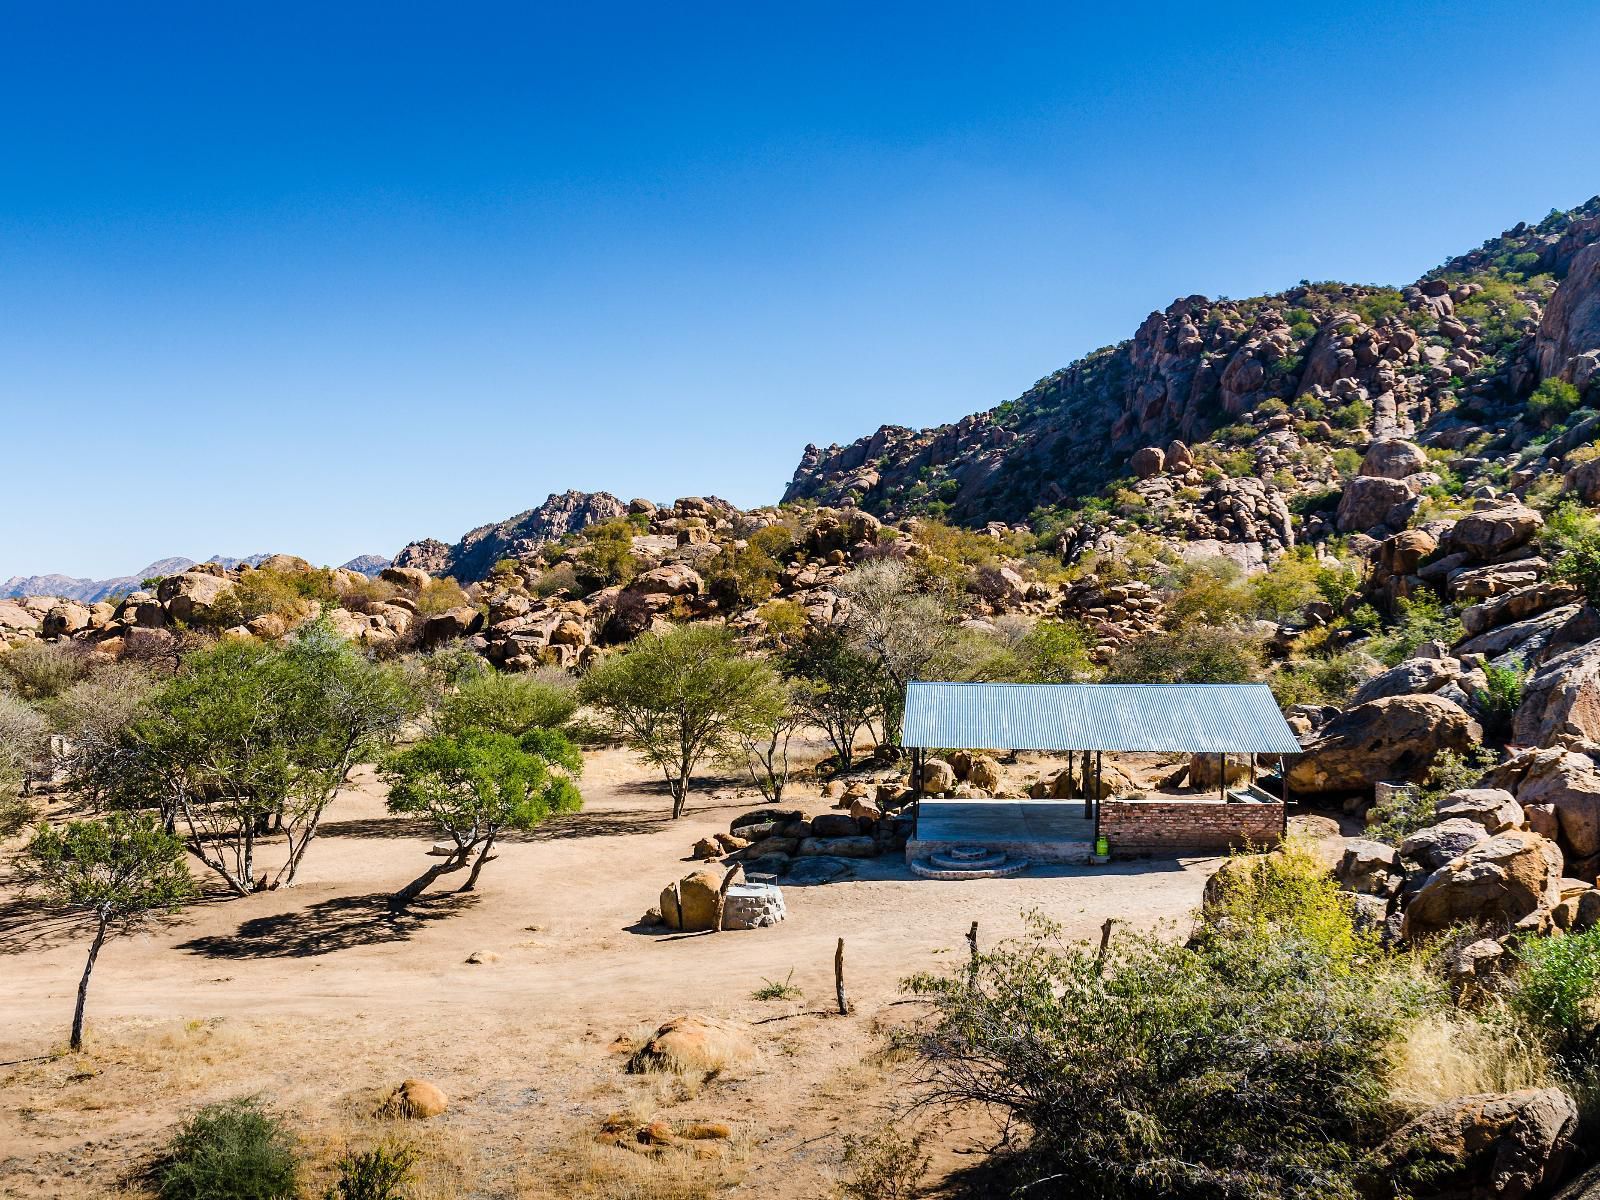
[[0, 552, 391, 602]]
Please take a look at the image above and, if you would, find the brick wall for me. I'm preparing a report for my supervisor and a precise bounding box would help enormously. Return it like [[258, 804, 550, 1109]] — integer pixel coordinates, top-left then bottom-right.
[[1100, 799, 1283, 855]]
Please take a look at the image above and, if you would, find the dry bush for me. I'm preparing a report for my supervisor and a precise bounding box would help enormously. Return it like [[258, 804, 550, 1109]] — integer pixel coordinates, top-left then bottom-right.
[[526, 1131, 747, 1200], [336, 576, 399, 615], [1385, 1009, 1556, 1111]]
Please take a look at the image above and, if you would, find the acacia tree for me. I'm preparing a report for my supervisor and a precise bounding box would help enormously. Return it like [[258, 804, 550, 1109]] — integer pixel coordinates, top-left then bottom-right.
[[784, 626, 886, 771], [22, 814, 194, 1050], [725, 685, 804, 803], [381, 728, 582, 906], [108, 619, 420, 895], [579, 624, 785, 818], [836, 558, 963, 743]]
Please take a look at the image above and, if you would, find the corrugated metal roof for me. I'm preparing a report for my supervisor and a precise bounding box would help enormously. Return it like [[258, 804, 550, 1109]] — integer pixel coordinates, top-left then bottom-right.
[[901, 681, 1302, 754]]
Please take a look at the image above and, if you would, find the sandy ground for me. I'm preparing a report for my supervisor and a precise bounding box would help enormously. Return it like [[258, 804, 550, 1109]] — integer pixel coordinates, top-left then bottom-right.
[[0, 744, 1221, 1199]]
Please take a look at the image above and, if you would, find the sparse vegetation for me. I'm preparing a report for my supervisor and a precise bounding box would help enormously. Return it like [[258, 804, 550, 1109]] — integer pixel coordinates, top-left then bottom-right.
[[580, 624, 786, 817], [20, 812, 195, 1049], [155, 1096, 299, 1200]]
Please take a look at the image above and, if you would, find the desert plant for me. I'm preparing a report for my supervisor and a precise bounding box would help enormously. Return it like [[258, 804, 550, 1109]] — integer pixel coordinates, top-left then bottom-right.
[[1474, 660, 1525, 741], [1528, 377, 1582, 426], [1105, 623, 1263, 685], [415, 576, 470, 616], [0, 691, 48, 825], [155, 1096, 298, 1200], [434, 667, 577, 738], [836, 558, 964, 741], [786, 626, 887, 771], [20, 813, 194, 1050], [838, 1121, 930, 1200], [382, 727, 582, 905], [1510, 926, 1600, 1059], [580, 624, 786, 818], [1552, 529, 1600, 607], [323, 1142, 416, 1200], [576, 519, 639, 590], [905, 904, 1413, 1199], [1010, 619, 1095, 684], [107, 619, 421, 894], [0, 639, 95, 701], [752, 969, 802, 1001]]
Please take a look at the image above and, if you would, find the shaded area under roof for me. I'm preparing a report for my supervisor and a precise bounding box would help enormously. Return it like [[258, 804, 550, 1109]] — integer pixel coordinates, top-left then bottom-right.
[[901, 681, 1302, 755]]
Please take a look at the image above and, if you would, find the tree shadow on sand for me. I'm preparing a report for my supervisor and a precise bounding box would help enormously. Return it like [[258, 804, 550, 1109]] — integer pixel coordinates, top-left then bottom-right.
[[176, 890, 478, 959]]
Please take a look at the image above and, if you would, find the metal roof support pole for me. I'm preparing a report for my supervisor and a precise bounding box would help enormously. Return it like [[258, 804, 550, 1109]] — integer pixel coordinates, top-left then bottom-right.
[[1219, 752, 1227, 802], [911, 747, 923, 839], [1081, 749, 1091, 820], [1092, 750, 1101, 846]]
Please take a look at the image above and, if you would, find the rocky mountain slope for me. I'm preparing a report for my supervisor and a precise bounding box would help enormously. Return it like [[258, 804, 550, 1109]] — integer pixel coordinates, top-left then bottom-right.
[[785, 196, 1600, 530], [392, 489, 631, 582]]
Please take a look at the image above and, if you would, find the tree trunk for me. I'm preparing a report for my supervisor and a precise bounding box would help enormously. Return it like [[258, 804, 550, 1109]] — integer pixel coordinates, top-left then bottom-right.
[[671, 774, 688, 819], [71, 915, 109, 1052], [459, 835, 497, 892], [391, 852, 469, 908]]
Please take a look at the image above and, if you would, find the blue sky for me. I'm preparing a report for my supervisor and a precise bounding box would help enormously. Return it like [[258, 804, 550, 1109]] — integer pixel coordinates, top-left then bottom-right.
[[3, 2, 1597, 578]]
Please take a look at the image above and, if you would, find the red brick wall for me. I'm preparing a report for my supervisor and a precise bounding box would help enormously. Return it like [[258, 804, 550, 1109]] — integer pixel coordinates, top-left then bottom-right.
[[1100, 799, 1283, 855]]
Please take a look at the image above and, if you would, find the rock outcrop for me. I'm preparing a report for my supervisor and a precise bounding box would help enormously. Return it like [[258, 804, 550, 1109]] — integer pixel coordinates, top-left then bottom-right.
[[1286, 696, 1483, 796]]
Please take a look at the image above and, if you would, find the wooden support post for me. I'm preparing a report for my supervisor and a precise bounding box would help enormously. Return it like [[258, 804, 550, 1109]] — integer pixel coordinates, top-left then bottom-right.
[[966, 920, 979, 986], [1219, 751, 1227, 802], [713, 864, 739, 933], [834, 937, 850, 1015], [1096, 917, 1117, 973]]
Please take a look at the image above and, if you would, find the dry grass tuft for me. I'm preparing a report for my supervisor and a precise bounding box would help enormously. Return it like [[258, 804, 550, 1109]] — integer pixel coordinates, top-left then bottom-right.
[[526, 1128, 749, 1199], [1386, 1010, 1557, 1111]]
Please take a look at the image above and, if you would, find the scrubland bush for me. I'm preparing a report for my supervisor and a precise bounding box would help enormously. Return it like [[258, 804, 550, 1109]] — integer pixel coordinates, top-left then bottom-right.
[[1511, 927, 1600, 1056], [838, 1122, 930, 1200], [334, 575, 398, 614], [577, 519, 639, 590], [1369, 593, 1462, 666], [324, 1143, 415, 1200], [434, 667, 577, 738], [1105, 624, 1262, 684], [0, 639, 95, 701], [1528, 377, 1581, 425], [706, 523, 795, 607], [416, 577, 470, 616], [531, 561, 580, 598], [757, 598, 808, 641], [0, 692, 48, 835], [1009, 619, 1095, 684], [155, 1097, 298, 1200], [1268, 651, 1374, 707], [905, 848, 1414, 1199], [219, 565, 339, 627]]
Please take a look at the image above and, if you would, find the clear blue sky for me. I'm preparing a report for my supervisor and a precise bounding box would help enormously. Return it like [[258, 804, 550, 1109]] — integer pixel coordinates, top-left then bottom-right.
[[3, 2, 1597, 578]]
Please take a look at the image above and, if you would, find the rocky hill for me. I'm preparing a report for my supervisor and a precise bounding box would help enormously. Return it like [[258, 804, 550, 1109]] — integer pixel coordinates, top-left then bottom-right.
[[784, 195, 1600, 531], [392, 489, 631, 582]]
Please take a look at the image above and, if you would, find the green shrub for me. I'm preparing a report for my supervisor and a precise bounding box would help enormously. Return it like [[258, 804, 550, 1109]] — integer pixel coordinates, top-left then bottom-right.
[[223, 566, 339, 627], [1369, 594, 1462, 666], [323, 1143, 415, 1200], [1552, 530, 1600, 606], [1529, 377, 1582, 425], [435, 667, 577, 738], [839, 1121, 930, 1200], [416, 577, 470, 617], [905, 901, 1413, 1198], [1474, 660, 1525, 741], [1511, 927, 1600, 1057], [1105, 623, 1262, 685], [576, 519, 639, 590], [1539, 501, 1597, 558], [156, 1097, 298, 1200]]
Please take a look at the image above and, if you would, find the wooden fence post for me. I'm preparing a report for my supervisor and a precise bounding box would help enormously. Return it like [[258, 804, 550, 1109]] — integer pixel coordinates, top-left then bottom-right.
[[834, 937, 850, 1015]]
